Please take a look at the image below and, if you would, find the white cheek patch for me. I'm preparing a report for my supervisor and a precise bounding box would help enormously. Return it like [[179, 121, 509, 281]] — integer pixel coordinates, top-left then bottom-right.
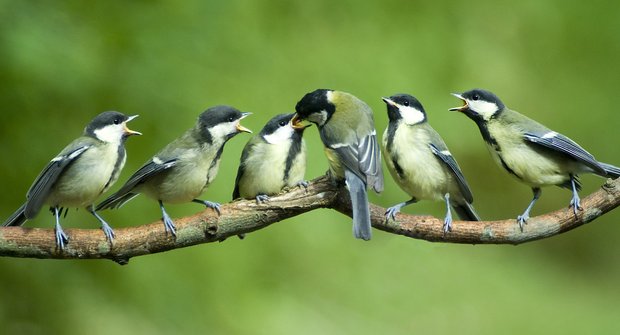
[[263, 125, 294, 144], [209, 122, 236, 139], [399, 105, 425, 125], [467, 100, 499, 120], [94, 124, 125, 143]]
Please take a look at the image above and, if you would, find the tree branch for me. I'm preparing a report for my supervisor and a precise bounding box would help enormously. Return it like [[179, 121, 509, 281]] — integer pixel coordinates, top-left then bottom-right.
[[1, 175, 618, 264]]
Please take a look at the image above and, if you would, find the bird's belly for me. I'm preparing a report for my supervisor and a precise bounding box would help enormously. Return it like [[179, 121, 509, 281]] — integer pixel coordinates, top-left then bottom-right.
[[387, 142, 450, 202], [238, 145, 290, 198], [491, 142, 570, 187], [142, 167, 209, 204], [47, 147, 116, 208]]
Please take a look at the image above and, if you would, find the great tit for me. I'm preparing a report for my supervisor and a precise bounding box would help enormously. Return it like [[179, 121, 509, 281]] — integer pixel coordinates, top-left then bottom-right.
[[450, 88, 620, 229], [293, 89, 383, 241], [382, 94, 480, 232], [97, 106, 252, 235], [2, 111, 141, 248], [233, 113, 309, 203]]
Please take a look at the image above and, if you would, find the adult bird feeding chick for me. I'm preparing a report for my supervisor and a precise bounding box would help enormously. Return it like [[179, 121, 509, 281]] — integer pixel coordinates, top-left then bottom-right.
[[293, 89, 383, 240]]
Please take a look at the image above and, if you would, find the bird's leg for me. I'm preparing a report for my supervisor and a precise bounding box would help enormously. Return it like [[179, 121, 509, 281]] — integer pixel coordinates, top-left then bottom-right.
[[385, 198, 417, 222], [159, 200, 177, 236], [443, 193, 453, 233], [569, 174, 582, 215], [52, 206, 68, 249], [255, 194, 270, 204], [192, 199, 221, 216], [87, 205, 115, 243], [517, 187, 541, 231]]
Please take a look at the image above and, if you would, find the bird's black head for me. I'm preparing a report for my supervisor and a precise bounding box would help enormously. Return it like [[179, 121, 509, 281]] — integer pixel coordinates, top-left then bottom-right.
[[260, 113, 308, 144], [294, 89, 335, 127], [450, 88, 505, 121], [85, 111, 141, 142], [198, 105, 252, 143], [382, 93, 427, 125]]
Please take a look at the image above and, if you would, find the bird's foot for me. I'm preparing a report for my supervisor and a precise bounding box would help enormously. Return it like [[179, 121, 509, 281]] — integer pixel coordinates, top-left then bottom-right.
[[255, 194, 270, 204], [55, 225, 68, 250], [569, 194, 582, 216], [194, 199, 221, 216], [385, 206, 401, 222], [296, 180, 309, 192], [443, 214, 453, 234], [162, 212, 177, 236], [516, 215, 528, 232], [101, 221, 116, 243]]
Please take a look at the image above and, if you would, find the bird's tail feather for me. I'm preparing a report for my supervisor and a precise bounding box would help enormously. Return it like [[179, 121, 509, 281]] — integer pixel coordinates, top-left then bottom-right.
[[96, 193, 138, 211], [345, 170, 371, 241], [452, 202, 481, 221], [3, 203, 28, 227], [600, 162, 620, 179]]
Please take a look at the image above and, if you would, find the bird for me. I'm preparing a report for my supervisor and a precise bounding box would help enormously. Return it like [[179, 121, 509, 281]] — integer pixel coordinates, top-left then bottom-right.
[[2, 111, 141, 249], [97, 105, 252, 236], [293, 89, 383, 240], [233, 113, 309, 203], [382, 94, 480, 232], [450, 88, 620, 229]]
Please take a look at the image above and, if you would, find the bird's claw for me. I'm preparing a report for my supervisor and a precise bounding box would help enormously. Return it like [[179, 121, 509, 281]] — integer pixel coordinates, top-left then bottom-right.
[[202, 200, 221, 216], [296, 181, 309, 192], [569, 196, 582, 215], [385, 206, 400, 222], [101, 222, 116, 243], [55, 226, 68, 250], [255, 195, 270, 204], [443, 214, 453, 234], [162, 212, 177, 236], [516, 215, 528, 232]]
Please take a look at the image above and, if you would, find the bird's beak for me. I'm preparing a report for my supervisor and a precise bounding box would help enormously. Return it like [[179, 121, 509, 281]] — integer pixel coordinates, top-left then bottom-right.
[[449, 93, 468, 112], [124, 115, 142, 136], [381, 97, 398, 107], [236, 112, 253, 133], [290, 113, 310, 130]]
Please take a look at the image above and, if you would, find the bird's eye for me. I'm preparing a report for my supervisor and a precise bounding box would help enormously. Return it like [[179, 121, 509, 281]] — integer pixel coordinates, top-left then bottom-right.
[[228, 117, 234, 122], [278, 121, 286, 127], [472, 94, 480, 101], [403, 100, 410, 106], [113, 118, 120, 125]]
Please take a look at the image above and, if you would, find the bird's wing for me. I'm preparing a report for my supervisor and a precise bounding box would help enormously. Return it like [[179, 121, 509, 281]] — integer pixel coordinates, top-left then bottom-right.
[[325, 130, 383, 191], [523, 131, 605, 175], [97, 157, 178, 210], [232, 140, 256, 200], [24, 145, 91, 218], [429, 143, 474, 203]]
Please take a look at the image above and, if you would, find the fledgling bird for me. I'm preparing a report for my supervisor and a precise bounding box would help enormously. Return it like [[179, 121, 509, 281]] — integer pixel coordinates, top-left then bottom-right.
[[97, 106, 252, 235], [382, 94, 480, 232], [450, 88, 620, 229], [293, 89, 383, 241], [233, 113, 309, 203], [2, 111, 141, 248]]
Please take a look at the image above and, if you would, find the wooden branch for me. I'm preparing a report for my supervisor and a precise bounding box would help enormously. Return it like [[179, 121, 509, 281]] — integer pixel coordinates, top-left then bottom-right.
[[1, 175, 618, 264]]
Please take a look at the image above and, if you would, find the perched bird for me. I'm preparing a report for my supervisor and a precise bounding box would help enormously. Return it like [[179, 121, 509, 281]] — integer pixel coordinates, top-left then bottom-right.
[[450, 88, 620, 229], [97, 106, 252, 235], [293, 89, 383, 240], [382, 94, 480, 232], [3, 111, 141, 248], [233, 113, 309, 203]]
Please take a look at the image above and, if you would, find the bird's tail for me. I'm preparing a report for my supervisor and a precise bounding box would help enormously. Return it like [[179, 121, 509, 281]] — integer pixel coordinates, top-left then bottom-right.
[[452, 202, 481, 221], [344, 170, 371, 241], [96, 193, 138, 211], [3, 203, 28, 227], [600, 162, 620, 179]]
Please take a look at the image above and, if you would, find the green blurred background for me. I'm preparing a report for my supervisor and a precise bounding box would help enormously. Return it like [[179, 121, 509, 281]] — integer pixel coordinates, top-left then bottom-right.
[[1, 0, 619, 334]]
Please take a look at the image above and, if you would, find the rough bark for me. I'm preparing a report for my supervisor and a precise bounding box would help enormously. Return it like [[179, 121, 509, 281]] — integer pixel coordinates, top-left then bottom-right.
[[0, 176, 618, 264]]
